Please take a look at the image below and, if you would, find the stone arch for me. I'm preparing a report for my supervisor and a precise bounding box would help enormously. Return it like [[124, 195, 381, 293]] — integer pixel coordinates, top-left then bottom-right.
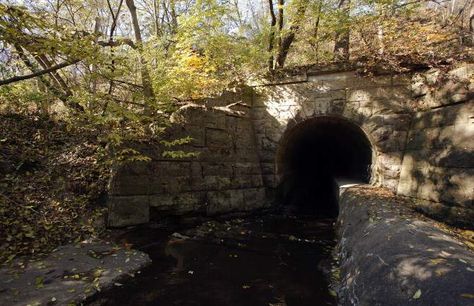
[[275, 115, 376, 216]]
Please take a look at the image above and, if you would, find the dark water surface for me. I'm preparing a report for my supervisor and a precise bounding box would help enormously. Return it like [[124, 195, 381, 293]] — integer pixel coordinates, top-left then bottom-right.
[[88, 214, 337, 306]]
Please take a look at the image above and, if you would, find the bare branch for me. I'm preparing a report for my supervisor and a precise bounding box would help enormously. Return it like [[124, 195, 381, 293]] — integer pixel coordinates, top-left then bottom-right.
[[0, 59, 79, 86]]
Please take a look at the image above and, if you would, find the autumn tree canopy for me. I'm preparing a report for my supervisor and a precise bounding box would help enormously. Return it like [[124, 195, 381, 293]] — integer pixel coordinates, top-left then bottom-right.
[[0, 0, 472, 116]]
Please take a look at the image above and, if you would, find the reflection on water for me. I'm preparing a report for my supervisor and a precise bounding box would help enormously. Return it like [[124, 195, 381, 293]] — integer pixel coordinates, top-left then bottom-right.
[[88, 214, 337, 306]]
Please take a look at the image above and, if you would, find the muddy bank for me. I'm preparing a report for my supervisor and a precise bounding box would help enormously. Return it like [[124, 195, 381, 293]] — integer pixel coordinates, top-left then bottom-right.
[[336, 186, 474, 306], [88, 213, 338, 306]]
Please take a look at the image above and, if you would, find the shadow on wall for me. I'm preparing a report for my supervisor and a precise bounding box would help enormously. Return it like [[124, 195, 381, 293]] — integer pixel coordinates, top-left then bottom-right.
[[397, 101, 474, 228], [275, 116, 373, 217]]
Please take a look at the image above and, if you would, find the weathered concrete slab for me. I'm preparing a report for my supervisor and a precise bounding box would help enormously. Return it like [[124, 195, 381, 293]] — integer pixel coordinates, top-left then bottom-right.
[[337, 186, 474, 306], [0, 241, 151, 306]]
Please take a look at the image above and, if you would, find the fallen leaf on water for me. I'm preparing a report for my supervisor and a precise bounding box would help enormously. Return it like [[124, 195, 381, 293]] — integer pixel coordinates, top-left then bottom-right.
[[114, 282, 123, 287], [35, 276, 44, 289], [413, 289, 421, 299], [242, 285, 250, 289], [460, 293, 474, 299], [430, 258, 445, 265]]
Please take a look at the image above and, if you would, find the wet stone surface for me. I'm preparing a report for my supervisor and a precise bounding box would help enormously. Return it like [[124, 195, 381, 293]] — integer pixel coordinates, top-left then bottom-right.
[[89, 214, 338, 306], [0, 241, 151, 306]]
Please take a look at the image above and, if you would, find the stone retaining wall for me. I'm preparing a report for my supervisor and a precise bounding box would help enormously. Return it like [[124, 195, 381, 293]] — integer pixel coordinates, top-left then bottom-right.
[[397, 65, 474, 226], [106, 63, 473, 227], [107, 103, 267, 227]]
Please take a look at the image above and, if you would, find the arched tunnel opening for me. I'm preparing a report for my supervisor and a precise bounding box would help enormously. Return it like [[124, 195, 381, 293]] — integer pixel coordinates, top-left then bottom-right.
[[277, 116, 373, 218]]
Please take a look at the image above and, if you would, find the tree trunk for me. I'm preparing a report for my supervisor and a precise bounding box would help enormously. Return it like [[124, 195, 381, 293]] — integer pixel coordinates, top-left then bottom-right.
[[268, 0, 277, 71], [312, 1, 322, 61], [333, 0, 350, 62], [275, 0, 308, 68], [153, 0, 161, 36], [277, 0, 284, 48], [126, 0, 155, 102], [13, 44, 84, 111], [469, 7, 474, 45]]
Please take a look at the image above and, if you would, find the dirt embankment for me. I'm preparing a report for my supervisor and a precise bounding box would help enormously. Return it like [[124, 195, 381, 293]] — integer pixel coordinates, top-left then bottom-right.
[[0, 113, 110, 263]]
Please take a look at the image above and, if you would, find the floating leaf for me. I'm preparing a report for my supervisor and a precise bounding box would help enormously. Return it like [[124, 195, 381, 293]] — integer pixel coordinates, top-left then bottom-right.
[[413, 289, 421, 299], [35, 276, 44, 289]]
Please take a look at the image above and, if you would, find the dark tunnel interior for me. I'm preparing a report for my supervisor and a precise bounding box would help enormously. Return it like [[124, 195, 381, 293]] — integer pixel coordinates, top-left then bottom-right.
[[277, 117, 372, 217]]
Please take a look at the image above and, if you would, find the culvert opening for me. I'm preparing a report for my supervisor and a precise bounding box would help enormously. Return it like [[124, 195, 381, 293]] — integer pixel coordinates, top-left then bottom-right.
[[277, 116, 373, 217]]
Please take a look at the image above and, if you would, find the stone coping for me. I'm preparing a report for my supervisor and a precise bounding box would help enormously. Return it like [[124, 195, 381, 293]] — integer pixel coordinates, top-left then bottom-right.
[[336, 185, 474, 305]]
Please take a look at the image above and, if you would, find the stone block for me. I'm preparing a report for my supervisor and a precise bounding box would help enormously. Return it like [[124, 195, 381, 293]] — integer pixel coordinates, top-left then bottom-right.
[[191, 162, 203, 178], [382, 178, 399, 191], [407, 123, 473, 151], [205, 128, 232, 148], [410, 103, 474, 130], [261, 137, 278, 151], [233, 162, 262, 176], [194, 175, 232, 191], [347, 87, 391, 103], [391, 74, 411, 86], [406, 148, 474, 168], [108, 196, 149, 227], [261, 163, 276, 175], [371, 128, 406, 152], [149, 176, 191, 194], [149, 192, 206, 214], [434, 80, 471, 106], [184, 125, 206, 147], [448, 64, 474, 81], [342, 101, 365, 123], [329, 99, 346, 115], [397, 154, 419, 197], [438, 169, 474, 207], [206, 189, 245, 214], [234, 133, 255, 148], [109, 175, 150, 196], [410, 74, 429, 98], [378, 152, 402, 177], [148, 194, 174, 207], [153, 161, 191, 177], [204, 111, 226, 130], [345, 74, 392, 89], [202, 162, 233, 176], [262, 174, 277, 188], [413, 167, 473, 207], [243, 188, 267, 209], [231, 174, 263, 189]]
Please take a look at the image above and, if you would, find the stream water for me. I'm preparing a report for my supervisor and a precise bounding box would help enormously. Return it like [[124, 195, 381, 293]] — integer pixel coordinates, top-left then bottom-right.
[[88, 213, 337, 306]]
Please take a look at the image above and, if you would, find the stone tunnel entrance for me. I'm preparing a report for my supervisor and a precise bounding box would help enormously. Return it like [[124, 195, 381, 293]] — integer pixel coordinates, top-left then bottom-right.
[[276, 116, 373, 217]]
